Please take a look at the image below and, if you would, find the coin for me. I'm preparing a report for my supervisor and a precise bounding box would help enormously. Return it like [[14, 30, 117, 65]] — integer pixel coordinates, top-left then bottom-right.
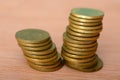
[[63, 32, 96, 44], [22, 44, 56, 55], [67, 32, 99, 41], [63, 44, 97, 52], [69, 19, 102, 26], [19, 42, 52, 51], [69, 15, 102, 23], [62, 46, 96, 55], [65, 56, 97, 68], [62, 52, 96, 63], [69, 23, 102, 30], [64, 40, 97, 48], [67, 26, 99, 37], [71, 8, 104, 19], [28, 58, 63, 72], [23, 50, 57, 59], [15, 29, 50, 43], [62, 49, 95, 59], [65, 57, 103, 72], [25, 53, 58, 63], [68, 25, 102, 34], [18, 39, 52, 47]]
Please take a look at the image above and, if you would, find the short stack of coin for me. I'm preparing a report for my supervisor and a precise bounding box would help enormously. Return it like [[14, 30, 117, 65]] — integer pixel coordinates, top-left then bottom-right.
[[61, 8, 104, 72], [15, 29, 63, 72]]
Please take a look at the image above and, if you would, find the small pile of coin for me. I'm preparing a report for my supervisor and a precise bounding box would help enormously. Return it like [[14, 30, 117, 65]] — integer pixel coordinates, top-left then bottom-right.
[[61, 8, 104, 72], [15, 29, 63, 72]]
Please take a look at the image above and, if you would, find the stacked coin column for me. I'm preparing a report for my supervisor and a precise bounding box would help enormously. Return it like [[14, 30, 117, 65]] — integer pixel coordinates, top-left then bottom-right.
[[16, 29, 63, 72], [61, 8, 104, 72]]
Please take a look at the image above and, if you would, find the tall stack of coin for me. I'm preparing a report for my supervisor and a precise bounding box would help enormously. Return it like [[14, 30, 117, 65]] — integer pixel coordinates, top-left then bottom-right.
[[15, 29, 63, 72], [61, 8, 104, 72]]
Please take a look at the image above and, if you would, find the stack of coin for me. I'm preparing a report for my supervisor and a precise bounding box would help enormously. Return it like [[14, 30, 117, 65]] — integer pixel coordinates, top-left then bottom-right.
[[61, 8, 104, 72], [15, 29, 63, 72]]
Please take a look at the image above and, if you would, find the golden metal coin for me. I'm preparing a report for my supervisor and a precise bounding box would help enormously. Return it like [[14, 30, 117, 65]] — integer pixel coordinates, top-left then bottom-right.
[[65, 56, 103, 72], [19, 42, 52, 51], [62, 46, 95, 55], [63, 44, 97, 52], [62, 52, 96, 63], [69, 15, 102, 23], [70, 23, 102, 30], [22, 44, 56, 55], [65, 56, 97, 69], [62, 49, 95, 59], [67, 27, 99, 37], [63, 32, 96, 44], [25, 53, 58, 63], [27, 57, 61, 66], [64, 40, 97, 48], [15, 29, 50, 44], [28, 58, 63, 72], [18, 39, 52, 47], [67, 32, 99, 41], [23, 50, 57, 59], [69, 19, 102, 26], [71, 8, 104, 19], [69, 25, 102, 34]]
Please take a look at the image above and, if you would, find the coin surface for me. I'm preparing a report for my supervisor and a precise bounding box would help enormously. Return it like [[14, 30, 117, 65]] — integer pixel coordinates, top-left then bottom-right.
[[16, 29, 50, 43], [71, 8, 104, 19]]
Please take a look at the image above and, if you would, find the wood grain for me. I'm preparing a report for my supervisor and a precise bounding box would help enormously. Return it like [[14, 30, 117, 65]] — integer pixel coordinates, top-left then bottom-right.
[[0, 0, 120, 80]]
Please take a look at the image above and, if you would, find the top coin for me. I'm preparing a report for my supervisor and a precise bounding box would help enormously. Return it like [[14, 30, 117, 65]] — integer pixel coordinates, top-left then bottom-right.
[[15, 29, 50, 43], [71, 8, 104, 19]]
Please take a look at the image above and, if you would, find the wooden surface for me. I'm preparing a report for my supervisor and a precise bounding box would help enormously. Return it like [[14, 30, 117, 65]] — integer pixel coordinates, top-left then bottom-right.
[[0, 0, 120, 80]]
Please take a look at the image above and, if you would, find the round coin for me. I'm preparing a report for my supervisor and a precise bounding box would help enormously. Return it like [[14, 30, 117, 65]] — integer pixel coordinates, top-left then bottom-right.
[[15, 29, 50, 43], [69, 19, 102, 26], [71, 8, 104, 19], [70, 23, 102, 30], [63, 32, 96, 44], [67, 32, 99, 41], [22, 43, 56, 55], [69, 15, 103, 23], [66, 56, 103, 72]]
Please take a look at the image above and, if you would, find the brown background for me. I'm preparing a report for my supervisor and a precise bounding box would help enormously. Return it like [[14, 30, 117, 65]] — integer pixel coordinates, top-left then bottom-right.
[[0, 0, 120, 80]]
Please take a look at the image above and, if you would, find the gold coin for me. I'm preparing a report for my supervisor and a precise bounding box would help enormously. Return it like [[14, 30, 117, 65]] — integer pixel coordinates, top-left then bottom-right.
[[23, 50, 57, 59], [22, 44, 56, 55], [71, 8, 104, 19], [70, 23, 102, 30], [63, 44, 97, 52], [65, 56, 97, 68], [64, 40, 97, 48], [65, 56, 103, 72], [18, 39, 52, 47], [20, 42, 52, 51], [62, 49, 95, 59], [67, 32, 99, 41], [69, 19, 102, 26], [27, 57, 61, 66], [62, 52, 96, 63], [69, 25, 102, 34], [63, 32, 96, 44], [25, 53, 58, 63], [62, 46, 95, 55], [28, 58, 63, 72], [67, 26, 99, 37], [69, 15, 102, 23], [15, 29, 50, 44]]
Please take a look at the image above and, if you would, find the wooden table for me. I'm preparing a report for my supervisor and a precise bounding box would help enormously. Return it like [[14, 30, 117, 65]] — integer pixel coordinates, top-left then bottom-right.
[[0, 0, 120, 80]]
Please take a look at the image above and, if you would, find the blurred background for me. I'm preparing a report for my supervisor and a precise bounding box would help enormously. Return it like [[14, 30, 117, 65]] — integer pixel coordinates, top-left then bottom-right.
[[0, 0, 120, 80]]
